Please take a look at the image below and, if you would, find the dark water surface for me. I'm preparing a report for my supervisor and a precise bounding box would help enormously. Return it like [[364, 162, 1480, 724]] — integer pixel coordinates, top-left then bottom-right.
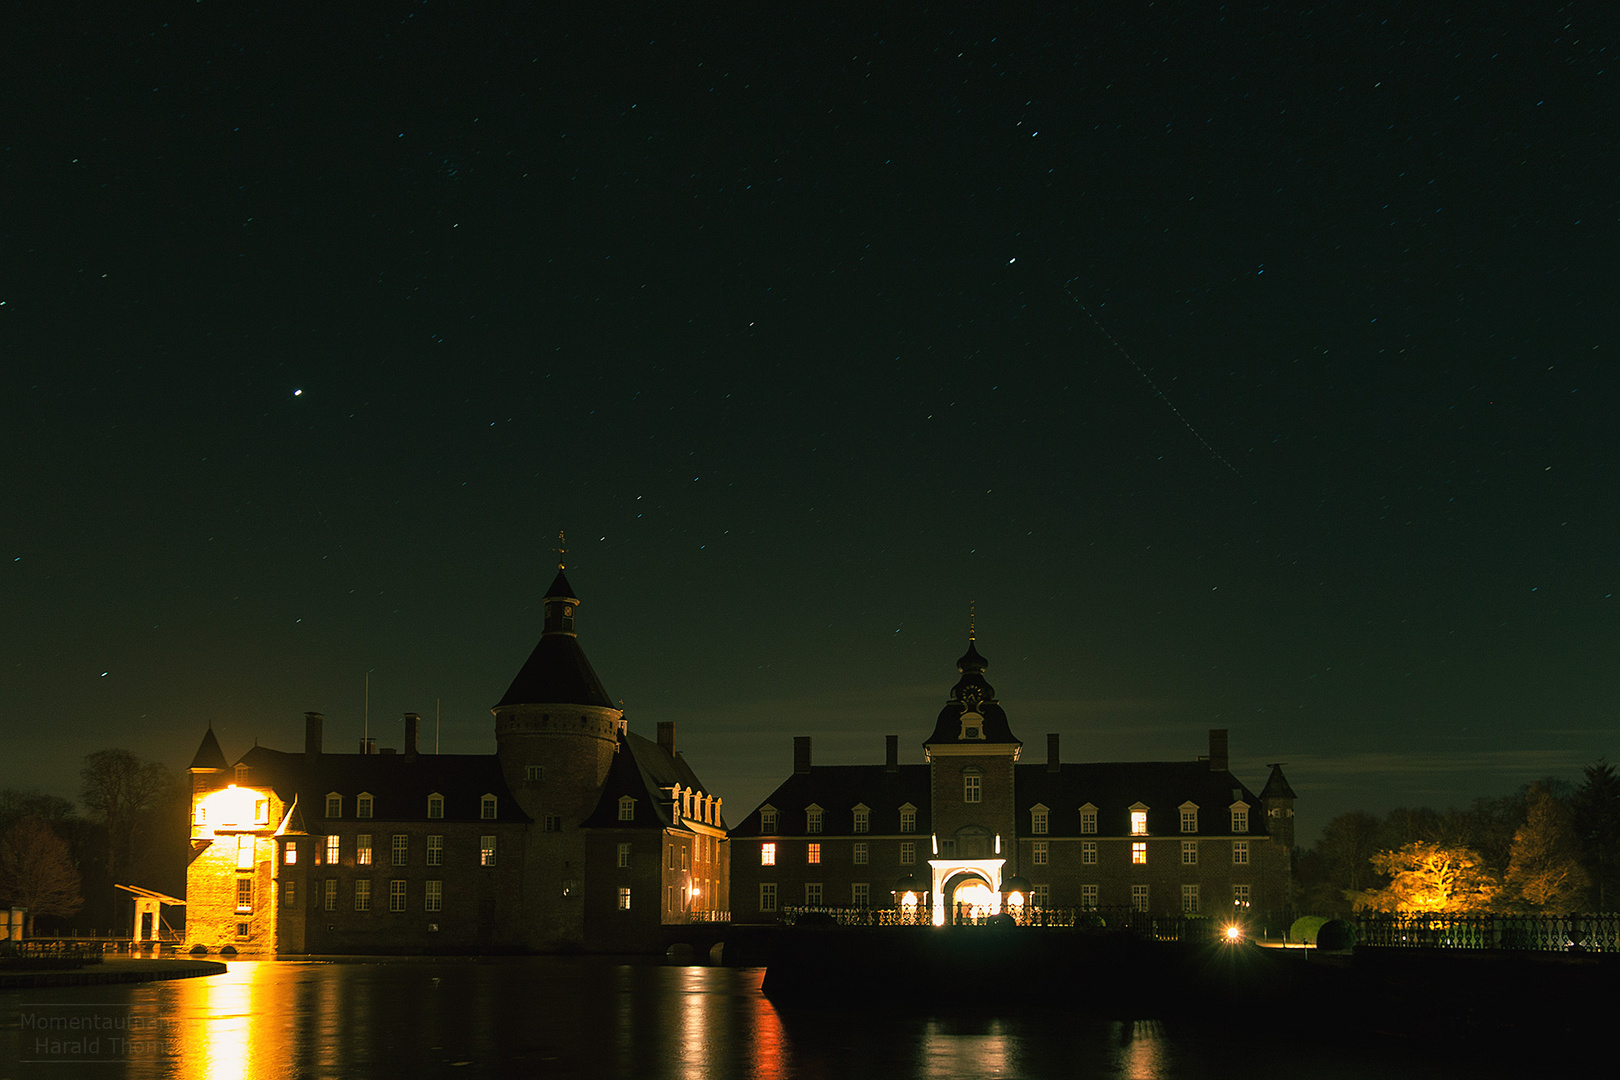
[[0, 957, 1558, 1078]]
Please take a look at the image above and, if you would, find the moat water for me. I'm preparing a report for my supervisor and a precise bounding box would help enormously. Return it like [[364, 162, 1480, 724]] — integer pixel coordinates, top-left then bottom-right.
[[0, 956, 1564, 1078]]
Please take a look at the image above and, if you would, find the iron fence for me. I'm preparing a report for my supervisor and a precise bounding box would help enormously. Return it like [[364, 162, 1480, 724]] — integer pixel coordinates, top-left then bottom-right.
[[777, 904, 1227, 940], [1354, 911, 1620, 952]]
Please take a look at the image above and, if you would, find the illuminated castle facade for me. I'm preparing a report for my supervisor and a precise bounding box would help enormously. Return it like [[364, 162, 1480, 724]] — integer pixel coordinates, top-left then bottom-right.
[[185, 568, 730, 954], [729, 636, 1296, 927]]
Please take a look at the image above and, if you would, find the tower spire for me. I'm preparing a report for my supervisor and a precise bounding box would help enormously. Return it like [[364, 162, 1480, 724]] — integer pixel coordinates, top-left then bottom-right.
[[555, 530, 568, 570], [969, 600, 976, 641]]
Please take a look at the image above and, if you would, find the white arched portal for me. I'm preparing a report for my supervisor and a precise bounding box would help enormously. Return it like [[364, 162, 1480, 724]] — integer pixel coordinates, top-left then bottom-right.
[[928, 857, 1006, 925]]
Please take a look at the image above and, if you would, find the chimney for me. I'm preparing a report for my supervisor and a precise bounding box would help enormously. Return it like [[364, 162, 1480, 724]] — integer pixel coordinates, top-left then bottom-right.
[[360, 737, 376, 755], [1047, 733, 1060, 773], [885, 735, 898, 772], [657, 721, 676, 756], [793, 736, 812, 775], [305, 712, 324, 757], [404, 713, 420, 756], [1208, 729, 1229, 772]]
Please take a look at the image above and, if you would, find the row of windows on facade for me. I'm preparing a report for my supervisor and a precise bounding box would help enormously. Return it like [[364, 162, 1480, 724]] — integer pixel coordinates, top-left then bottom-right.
[[317, 793, 501, 821], [613, 834, 722, 870], [757, 838, 1255, 867], [252, 835, 500, 869], [754, 882, 1255, 913], [232, 877, 451, 915], [758, 803, 1252, 836]]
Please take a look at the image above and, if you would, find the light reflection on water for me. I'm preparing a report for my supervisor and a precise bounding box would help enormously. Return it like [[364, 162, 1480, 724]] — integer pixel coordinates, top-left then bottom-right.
[[0, 957, 1547, 1079]]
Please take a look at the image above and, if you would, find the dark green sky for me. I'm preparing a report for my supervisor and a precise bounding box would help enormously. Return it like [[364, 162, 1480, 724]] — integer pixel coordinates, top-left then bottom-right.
[[4, 4, 1615, 840]]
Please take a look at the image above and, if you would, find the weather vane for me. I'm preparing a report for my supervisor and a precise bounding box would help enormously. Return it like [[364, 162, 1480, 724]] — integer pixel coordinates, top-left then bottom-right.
[[555, 530, 568, 570], [969, 600, 976, 641]]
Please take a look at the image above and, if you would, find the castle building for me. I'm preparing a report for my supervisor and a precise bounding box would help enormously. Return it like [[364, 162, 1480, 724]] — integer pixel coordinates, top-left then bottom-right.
[[185, 568, 730, 954], [729, 635, 1295, 928]]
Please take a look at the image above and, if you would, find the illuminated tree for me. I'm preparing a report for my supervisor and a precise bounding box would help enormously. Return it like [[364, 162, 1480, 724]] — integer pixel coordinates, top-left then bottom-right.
[[0, 817, 83, 935], [1505, 783, 1588, 911], [1355, 841, 1500, 913]]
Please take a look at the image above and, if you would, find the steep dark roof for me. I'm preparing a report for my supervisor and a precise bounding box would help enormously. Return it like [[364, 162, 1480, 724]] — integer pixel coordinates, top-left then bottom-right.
[[730, 765, 932, 837], [1261, 764, 1297, 800], [580, 731, 726, 830], [189, 727, 228, 771], [497, 634, 614, 708], [1014, 760, 1268, 838], [233, 745, 530, 828], [924, 639, 1021, 747]]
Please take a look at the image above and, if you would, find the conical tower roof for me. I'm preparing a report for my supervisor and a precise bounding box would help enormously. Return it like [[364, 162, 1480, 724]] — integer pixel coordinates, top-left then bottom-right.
[[189, 726, 228, 771], [495, 568, 614, 709]]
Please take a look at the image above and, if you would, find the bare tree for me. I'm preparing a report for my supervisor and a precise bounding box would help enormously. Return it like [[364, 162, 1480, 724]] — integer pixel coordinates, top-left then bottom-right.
[[0, 817, 83, 935], [79, 750, 172, 881]]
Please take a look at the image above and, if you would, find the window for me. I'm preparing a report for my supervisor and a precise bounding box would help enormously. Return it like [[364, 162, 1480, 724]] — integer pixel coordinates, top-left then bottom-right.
[[1231, 804, 1249, 833], [852, 883, 870, 907], [255, 799, 269, 825], [236, 922, 250, 938], [806, 806, 823, 834], [853, 842, 868, 865], [617, 842, 632, 869], [355, 880, 371, 912], [761, 842, 777, 866], [1232, 884, 1251, 909], [900, 842, 916, 865], [325, 835, 340, 864], [1182, 884, 1201, 914], [1079, 805, 1097, 834], [481, 795, 497, 820], [390, 880, 407, 912], [235, 878, 253, 914], [1233, 840, 1250, 866], [1032, 807, 1049, 835], [899, 806, 917, 834], [426, 835, 443, 867], [1130, 808, 1149, 835], [1077, 884, 1095, 909], [853, 806, 869, 833], [195, 805, 206, 826], [357, 793, 374, 819], [618, 797, 635, 822], [964, 773, 981, 804], [1180, 804, 1199, 833], [282, 880, 296, 906], [760, 807, 778, 833], [805, 883, 823, 906], [323, 879, 337, 911], [668, 847, 676, 870], [480, 835, 496, 867], [283, 841, 297, 865], [236, 835, 254, 870], [392, 835, 408, 866], [806, 843, 821, 865], [543, 815, 562, 832], [1182, 840, 1198, 865], [1081, 840, 1097, 865], [525, 765, 543, 782], [1131, 842, 1147, 865], [1033, 840, 1049, 866], [235, 764, 249, 783], [427, 794, 444, 820], [1131, 884, 1149, 912], [356, 835, 372, 866], [425, 880, 442, 912], [618, 887, 631, 911], [681, 847, 688, 871], [760, 883, 778, 912], [326, 794, 342, 819]]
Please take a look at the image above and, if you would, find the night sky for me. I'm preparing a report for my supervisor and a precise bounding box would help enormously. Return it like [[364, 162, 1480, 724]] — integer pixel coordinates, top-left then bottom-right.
[[5, 5, 1615, 842]]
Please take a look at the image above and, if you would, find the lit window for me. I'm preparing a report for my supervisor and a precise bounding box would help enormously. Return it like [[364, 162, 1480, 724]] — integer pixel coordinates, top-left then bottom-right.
[[235, 878, 253, 914], [852, 883, 870, 907], [1079, 805, 1097, 834], [356, 834, 372, 866], [1131, 884, 1149, 912], [323, 879, 337, 911], [426, 835, 443, 866], [760, 807, 778, 833], [805, 883, 823, 906], [195, 805, 206, 826], [761, 842, 776, 866], [853, 842, 868, 865], [618, 887, 631, 911], [1180, 805, 1199, 833], [1130, 809, 1149, 836], [283, 841, 297, 865], [1182, 840, 1198, 865], [760, 883, 777, 912], [325, 835, 340, 864], [1182, 884, 1200, 914], [357, 794, 374, 819], [900, 842, 916, 865], [1232, 884, 1251, 908], [853, 806, 869, 833], [806, 806, 823, 834], [1231, 805, 1249, 833], [326, 794, 342, 818], [255, 799, 269, 824], [390, 880, 407, 912], [427, 794, 444, 820], [618, 797, 635, 822], [392, 835, 408, 866], [425, 880, 442, 912], [355, 880, 371, 912], [1033, 840, 1049, 866], [964, 774, 981, 804], [1077, 884, 1095, 909], [481, 795, 497, 820], [899, 807, 917, 834], [479, 835, 496, 866], [1081, 840, 1097, 865], [617, 842, 632, 869], [1032, 807, 1048, 835], [236, 835, 254, 870], [1233, 840, 1250, 866], [807, 843, 821, 865], [1131, 842, 1147, 865]]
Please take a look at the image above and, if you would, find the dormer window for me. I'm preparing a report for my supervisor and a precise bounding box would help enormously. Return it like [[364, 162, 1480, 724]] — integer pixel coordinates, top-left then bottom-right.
[[806, 805, 823, 834], [1130, 803, 1150, 836], [481, 794, 497, 820], [852, 805, 870, 833], [899, 804, 917, 834], [959, 709, 984, 740], [1180, 802, 1199, 834], [760, 805, 778, 833], [356, 793, 374, 820], [427, 793, 444, 820], [1231, 803, 1250, 833], [326, 793, 342, 819], [1031, 805, 1049, 835], [1079, 803, 1098, 834], [235, 764, 249, 783], [618, 796, 636, 822]]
